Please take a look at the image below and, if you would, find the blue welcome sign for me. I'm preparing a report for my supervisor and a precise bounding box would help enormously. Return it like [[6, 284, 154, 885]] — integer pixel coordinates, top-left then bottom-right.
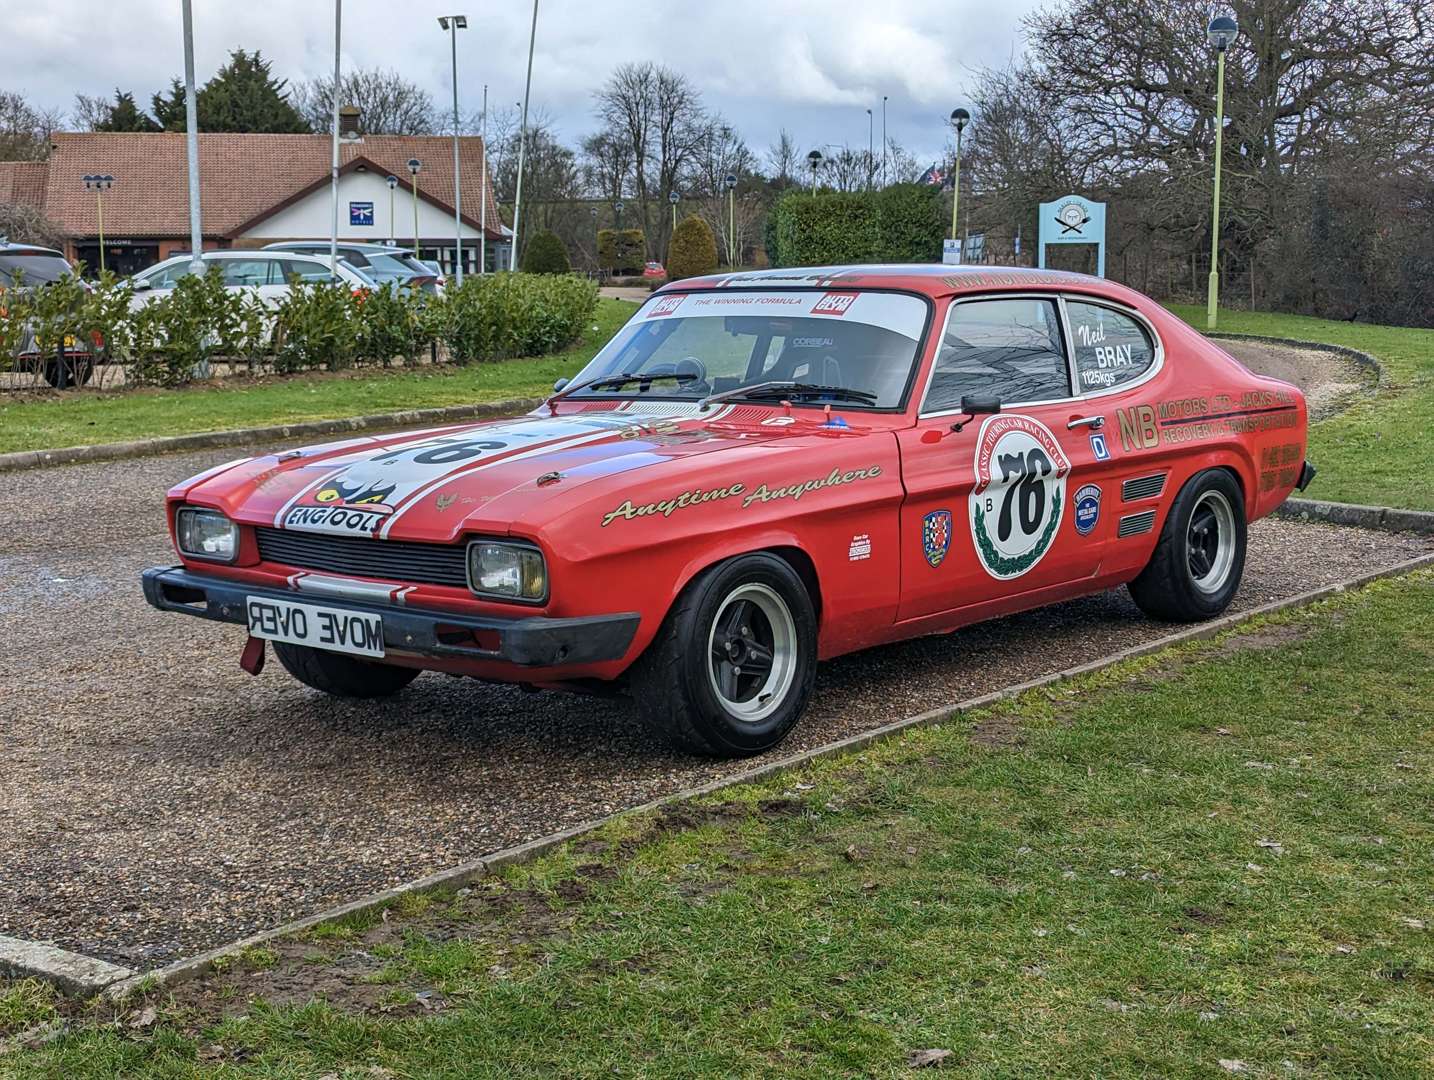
[[1037, 194, 1106, 277], [349, 201, 375, 227]]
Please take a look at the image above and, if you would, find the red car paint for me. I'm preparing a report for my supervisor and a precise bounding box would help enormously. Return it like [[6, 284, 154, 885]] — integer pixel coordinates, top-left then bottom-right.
[[156, 265, 1308, 690]]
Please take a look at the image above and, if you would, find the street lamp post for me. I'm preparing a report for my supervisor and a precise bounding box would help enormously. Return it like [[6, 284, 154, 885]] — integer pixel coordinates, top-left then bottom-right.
[[590, 206, 599, 270], [866, 108, 873, 190], [329, 0, 342, 275], [385, 174, 398, 245], [881, 95, 888, 187], [724, 173, 737, 266], [437, 15, 467, 284], [669, 189, 679, 232], [83, 175, 114, 275], [510, 0, 541, 271], [180, 0, 204, 278], [1206, 14, 1238, 330], [807, 149, 823, 195], [949, 108, 969, 254], [407, 157, 422, 259], [479, 83, 488, 274]]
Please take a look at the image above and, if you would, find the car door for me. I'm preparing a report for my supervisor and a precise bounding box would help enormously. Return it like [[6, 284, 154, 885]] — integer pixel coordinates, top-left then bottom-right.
[[895, 294, 1109, 622]]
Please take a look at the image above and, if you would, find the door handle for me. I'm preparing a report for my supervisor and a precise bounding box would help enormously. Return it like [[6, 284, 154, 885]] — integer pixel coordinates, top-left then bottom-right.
[[1067, 415, 1104, 430]]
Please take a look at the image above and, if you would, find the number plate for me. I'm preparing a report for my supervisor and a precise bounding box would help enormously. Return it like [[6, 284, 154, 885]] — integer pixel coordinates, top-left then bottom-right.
[[245, 597, 384, 658]]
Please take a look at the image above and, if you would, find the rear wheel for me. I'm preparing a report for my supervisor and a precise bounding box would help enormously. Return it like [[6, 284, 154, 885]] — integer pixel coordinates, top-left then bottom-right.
[[272, 642, 420, 698], [632, 553, 817, 757], [1128, 468, 1247, 621]]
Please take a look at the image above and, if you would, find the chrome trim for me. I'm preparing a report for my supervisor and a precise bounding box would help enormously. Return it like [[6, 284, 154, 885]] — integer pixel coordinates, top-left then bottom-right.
[[1122, 473, 1168, 502], [292, 573, 401, 603], [1066, 415, 1105, 430], [917, 290, 1167, 419], [1117, 509, 1158, 538]]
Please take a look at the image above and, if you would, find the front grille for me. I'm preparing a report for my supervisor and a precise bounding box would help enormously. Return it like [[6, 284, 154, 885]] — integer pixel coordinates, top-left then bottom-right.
[[1117, 509, 1158, 538], [1122, 473, 1167, 501], [256, 526, 468, 588]]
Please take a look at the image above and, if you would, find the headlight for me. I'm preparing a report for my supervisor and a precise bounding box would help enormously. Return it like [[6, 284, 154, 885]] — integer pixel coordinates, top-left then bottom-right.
[[176, 507, 239, 563], [467, 541, 547, 603]]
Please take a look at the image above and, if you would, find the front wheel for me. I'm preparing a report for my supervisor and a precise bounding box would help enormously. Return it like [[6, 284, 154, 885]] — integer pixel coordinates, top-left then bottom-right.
[[272, 642, 421, 698], [632, 553, 818, 757], [1128, 468, 1247, 622]]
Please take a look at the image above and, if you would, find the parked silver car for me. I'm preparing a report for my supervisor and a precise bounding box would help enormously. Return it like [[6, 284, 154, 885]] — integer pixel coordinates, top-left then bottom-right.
[[262, 242, 442, 294], [129, 250, 376, 310]]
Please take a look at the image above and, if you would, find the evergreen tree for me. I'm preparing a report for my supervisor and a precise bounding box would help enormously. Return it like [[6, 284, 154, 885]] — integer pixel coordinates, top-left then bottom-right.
[[96, 90, 161, 133], [153, 50, 311, 134]]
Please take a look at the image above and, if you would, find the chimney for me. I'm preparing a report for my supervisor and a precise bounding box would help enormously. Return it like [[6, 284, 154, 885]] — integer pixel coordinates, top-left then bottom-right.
[[338, 105, 362, 142]]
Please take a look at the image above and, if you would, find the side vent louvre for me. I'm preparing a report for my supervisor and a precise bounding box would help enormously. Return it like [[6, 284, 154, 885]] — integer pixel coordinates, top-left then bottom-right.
[[1122, 473, 1167, 501], [1117, 509, 1158, 538]]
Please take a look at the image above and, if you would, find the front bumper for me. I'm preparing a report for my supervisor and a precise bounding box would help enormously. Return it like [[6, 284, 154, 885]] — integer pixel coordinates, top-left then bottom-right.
[[141, 565, 641, 667]]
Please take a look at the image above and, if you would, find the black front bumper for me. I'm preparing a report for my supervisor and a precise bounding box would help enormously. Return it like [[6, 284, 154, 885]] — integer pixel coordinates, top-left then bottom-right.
[[141, 565, 640, 667]]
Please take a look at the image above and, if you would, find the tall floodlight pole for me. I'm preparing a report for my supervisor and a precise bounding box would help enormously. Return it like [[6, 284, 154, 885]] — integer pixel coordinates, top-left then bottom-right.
[[724, 173, 737, 265], [329, 0, 342, 274], [881, 95, 888, 187], [866, 109, 873, 190], [438, 16, 467, 284], [807, 149, 822, 195], [181, 0, 204, 276], [1206, 14, 1238, 330], [510, 0, 540, 271], [950, 108, 969, 252], [480, 83, 488, 274], [407, 158, 422, 258]]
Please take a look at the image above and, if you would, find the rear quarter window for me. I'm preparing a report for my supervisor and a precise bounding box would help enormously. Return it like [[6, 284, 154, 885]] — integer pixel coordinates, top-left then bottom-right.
[[1067, 300, 1157, 393]]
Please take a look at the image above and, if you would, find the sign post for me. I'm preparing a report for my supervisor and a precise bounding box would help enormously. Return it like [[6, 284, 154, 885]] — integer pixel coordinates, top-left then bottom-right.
[[1037, 194, 1106, 277]]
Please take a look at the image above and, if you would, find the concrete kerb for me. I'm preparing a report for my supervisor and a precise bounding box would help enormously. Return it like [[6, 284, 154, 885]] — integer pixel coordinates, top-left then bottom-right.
[[1275, 497, 1434, 535], [41, 545, 1421, 1001], [0, 936, 136, 997], [0, 398, 543, 474]]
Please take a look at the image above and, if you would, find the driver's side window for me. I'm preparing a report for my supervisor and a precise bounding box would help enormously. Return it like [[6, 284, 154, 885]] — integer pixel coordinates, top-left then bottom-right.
[[922, 297, 1070, 413]]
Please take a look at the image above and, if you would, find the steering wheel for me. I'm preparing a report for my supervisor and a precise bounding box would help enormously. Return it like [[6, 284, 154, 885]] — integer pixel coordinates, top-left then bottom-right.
[[644, 355, 709, 392]]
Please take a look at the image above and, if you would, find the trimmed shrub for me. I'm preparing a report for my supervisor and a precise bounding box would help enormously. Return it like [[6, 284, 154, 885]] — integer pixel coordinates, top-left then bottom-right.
[[271, 280, 360, 373], [597, 228, 645, 274], [521, 230, 571, 275], [355, 282, 428, 366], [432, 271, 598, 364], [666, 215, 718, 281], [770, 183, 945, 268]]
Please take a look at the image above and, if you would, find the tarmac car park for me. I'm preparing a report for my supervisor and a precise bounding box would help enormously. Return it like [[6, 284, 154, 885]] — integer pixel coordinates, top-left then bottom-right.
[[142, 264, 1313, 758]]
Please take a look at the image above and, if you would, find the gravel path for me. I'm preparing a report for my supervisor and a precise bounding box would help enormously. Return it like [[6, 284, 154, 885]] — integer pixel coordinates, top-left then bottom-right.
[[2, 446, 1430, 969]]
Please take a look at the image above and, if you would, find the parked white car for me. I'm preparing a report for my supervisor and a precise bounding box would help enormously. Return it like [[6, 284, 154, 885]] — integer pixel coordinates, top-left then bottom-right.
[[128, 250, 376, 310]]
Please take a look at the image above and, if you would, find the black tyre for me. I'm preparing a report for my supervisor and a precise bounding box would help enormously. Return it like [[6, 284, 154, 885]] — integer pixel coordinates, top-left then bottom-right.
[[632, 553, 818, 757], [1128, 468, 1247, 622], [42, 356, 94, 388], [272, 642, 420, 699]]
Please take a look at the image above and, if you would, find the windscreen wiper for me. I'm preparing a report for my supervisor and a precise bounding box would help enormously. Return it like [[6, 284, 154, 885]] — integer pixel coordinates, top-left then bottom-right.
[[701, 381, 878, 409], [546, 371, 697, 414]]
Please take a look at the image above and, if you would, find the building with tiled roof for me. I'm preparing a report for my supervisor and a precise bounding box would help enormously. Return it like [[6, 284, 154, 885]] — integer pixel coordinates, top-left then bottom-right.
[[1, 131, 505, 276]]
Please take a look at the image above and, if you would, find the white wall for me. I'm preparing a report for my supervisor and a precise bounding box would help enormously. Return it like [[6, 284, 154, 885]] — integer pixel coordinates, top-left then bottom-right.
[[239, 169, 484, 244]]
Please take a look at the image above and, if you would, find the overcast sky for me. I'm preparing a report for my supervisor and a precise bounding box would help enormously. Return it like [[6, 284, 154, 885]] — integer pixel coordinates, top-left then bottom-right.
[[11, 0, 1041, 169]]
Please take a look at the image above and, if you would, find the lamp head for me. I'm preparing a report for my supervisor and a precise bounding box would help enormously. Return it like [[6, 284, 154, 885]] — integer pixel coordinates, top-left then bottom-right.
[[386, 174, 398, 189], [724, 173, 737, 190], [407, 157, 422, 175], [951, 107, 970, 132], [1207, 14, 1238, 51], [807, 149, 823, 168], [668, 190, 679, 204]]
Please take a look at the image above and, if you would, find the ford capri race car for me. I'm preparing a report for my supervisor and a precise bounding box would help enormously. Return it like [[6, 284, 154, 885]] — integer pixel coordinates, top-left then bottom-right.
[[144, 265, 1314, 757]]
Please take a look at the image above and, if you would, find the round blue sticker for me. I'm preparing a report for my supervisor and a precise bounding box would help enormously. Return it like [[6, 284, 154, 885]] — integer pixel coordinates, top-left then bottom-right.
[[1074, 484, 1101, 536]]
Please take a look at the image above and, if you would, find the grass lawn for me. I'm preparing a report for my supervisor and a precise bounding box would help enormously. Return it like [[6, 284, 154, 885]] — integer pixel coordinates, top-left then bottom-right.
[[5, 572, 1432, 1077], [0, 298, 634, 455], [1169, 305, 1434, 511]]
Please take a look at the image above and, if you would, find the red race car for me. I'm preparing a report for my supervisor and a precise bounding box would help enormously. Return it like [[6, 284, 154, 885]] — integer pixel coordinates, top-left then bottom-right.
[[143, 266, 1313, 757]]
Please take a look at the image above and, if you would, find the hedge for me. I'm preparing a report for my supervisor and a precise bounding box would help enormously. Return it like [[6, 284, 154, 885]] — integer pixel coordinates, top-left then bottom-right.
[[521, 229, 571, 275], [666, 215, 718, 281], [769, 183, 945, 268], [597, 228, 646, 275]]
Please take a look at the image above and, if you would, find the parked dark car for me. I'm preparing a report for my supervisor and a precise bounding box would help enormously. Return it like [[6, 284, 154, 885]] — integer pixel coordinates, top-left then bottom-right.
[[0, 241, 97, 387]]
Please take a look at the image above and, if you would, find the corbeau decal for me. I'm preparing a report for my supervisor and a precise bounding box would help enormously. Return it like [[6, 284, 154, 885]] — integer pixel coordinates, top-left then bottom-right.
[[922, 510, 953, 568], [969, 414, 1071, 580], [1073, 484, 1102, 536]]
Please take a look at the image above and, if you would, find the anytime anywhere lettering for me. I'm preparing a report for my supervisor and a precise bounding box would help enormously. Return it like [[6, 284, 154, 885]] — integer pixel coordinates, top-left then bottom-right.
[[599, 464, 884, 527]]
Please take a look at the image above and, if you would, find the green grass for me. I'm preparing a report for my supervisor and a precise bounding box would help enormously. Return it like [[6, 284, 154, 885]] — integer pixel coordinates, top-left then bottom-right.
[[0, 298, 634, 455], [6, 574, 1433, 1077], [1169, 305, 1434, 510]]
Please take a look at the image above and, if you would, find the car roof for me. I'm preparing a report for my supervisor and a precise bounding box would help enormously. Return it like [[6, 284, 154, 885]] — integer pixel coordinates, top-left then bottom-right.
[[0, 242, 67, 257], [659, 263, 1144, 304], [264, 241, 407, 253], [165, 250, 335, 264]]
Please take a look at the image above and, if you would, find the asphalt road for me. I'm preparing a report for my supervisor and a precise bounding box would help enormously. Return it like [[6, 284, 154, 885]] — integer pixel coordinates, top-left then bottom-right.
[[2, 446, 1431, 969]]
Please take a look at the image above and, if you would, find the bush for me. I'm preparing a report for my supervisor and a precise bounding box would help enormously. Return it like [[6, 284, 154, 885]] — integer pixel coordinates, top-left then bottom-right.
[[598, 228, 645, 274], [666, 215, 718, 281], [770, 183, 945, 268], [271, 280, 360, 373], [128, 267, 238, 386], [431, 271, 598, 364], [354, 282, 427, 366], [521, 230, 571, 275]]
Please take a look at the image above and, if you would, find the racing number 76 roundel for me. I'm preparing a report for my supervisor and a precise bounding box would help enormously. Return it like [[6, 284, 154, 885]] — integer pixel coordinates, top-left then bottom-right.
[[968, 414, 1071, 580]]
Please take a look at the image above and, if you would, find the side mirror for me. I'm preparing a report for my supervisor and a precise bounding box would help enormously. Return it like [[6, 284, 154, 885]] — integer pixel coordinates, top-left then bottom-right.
[[552, 377, 570, 393], [951, 395, 1001, 433]]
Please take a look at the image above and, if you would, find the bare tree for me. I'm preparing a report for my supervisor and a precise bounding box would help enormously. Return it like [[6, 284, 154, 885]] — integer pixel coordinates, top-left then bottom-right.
[[71, 94, 111, 132], [0, 202, 66, 248], [0, 92, 61, 161], [581, 130, 631, 202], [293, 68, 437, 135], [766, 129, 800, 189]]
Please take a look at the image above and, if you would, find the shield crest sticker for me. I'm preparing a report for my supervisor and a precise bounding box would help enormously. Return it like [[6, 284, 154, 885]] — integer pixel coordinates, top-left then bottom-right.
[[922, 509, 953, 568]]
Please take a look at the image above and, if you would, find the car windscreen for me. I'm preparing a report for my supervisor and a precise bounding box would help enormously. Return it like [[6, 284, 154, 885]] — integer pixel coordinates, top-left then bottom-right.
[[565, 290, 929, 409], [0, 253, 74, 287]]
